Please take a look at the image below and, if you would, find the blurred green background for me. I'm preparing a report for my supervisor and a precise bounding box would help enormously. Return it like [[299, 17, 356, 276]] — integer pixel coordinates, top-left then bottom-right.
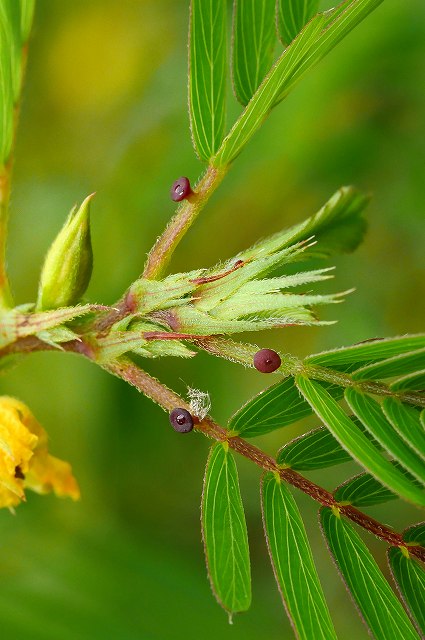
[[1, 1, 424, 638]]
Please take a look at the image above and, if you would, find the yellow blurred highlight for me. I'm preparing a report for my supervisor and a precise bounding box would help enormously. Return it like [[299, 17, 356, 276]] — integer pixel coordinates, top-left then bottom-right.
[[46, 4, 172, 114]]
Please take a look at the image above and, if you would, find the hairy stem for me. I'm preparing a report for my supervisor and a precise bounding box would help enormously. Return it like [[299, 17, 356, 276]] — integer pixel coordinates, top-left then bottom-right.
[[305, 363, 425, 408], [0, 335, 422, 559], [103, 356, 425, 563], [193, 338, 424, 407], [87, 164, 228, 334], [142, 165, 227, 280]]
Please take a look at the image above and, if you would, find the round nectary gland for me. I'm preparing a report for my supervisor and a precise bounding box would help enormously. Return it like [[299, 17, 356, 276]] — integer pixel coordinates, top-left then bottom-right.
[[169, 407, 194, 433], [170, 177, 192, 202], [253, 348, 281, 373]]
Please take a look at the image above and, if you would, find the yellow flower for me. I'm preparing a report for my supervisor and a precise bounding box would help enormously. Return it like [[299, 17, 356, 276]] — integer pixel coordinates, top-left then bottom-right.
[[0, 396, 80, 509]]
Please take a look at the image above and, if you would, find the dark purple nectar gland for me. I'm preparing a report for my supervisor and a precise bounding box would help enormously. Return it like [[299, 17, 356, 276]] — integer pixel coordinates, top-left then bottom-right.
[[170, 177, 192, 202], [169, 407, 194, 433], [253, 348, 281, 373]]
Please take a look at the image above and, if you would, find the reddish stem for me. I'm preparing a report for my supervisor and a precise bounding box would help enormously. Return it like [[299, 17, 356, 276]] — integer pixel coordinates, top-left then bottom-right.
[[103, 357, 425, 563], [0, 337, 423, 562]]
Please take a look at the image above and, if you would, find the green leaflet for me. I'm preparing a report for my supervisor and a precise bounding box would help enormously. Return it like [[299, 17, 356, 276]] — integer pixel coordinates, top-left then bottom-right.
[[320, 508, 420, 640], [306, 334, 425, 369], [261, 473, 337, 640], [228, 375, 342, 438], [228, 376, 311, 437], [0, 1, 16, 166], [334, 462, 422, 507], [189, 0, 227, 161], [382, 398, 425, 462], [277, 425, 354, 470], [20, 0, 35, 42], [235, 186, 369, 261], [277, 0, 320, 46], [352, 347, 425, 381], [391, 370, 425, 392], [213, 14, 323, 166], [388, 547, 425, 638], [201, 443, 251, 615], [277, 417, 381, 470], [195, 186, 368, 318], [403, 523, 425, 547], [212, 0, 384, 167], [345, 389, 425, 488], [232, 0, 276, 106], [296, 377, 425, 507]]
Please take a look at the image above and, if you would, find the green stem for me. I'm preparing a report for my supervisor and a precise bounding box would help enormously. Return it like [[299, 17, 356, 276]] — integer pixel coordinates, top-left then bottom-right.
[[0, 41, 31, 309], [0, 169, 13, 308], [305, 363, 425, 408], [142, 164, 227, 280], [195, 335, 301, 375]]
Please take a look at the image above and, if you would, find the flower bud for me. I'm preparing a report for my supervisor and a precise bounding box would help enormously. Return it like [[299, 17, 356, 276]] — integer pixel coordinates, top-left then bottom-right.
[[37, 194, 94, 310]]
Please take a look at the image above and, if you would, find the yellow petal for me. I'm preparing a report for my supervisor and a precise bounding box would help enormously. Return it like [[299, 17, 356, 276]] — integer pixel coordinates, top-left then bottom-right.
[[0, 482, 22, 509], [0, 396, 80, 509], [0, 398, 38, 476], [26, 449, 80, 501]]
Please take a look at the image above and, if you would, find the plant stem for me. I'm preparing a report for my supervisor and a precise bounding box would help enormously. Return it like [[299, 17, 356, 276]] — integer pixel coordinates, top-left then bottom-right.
[[305, 363, 425, 408], [0, 42, 30, 309], [0, 335, 422, 559], [195, 335, 301, 375], [142, 165, 227, 280], [89, 165, 228, 334], [0, 168, 13, 308], [103, 356, 425, 563]]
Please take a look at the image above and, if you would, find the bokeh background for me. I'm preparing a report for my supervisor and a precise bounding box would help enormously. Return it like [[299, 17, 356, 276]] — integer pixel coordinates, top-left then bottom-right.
[[0, 1, 424, 638]]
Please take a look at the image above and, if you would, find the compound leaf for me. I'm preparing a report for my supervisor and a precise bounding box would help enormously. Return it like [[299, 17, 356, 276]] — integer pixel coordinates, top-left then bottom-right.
[[296, 377, 425, 507], [213, 0, 384, 166]]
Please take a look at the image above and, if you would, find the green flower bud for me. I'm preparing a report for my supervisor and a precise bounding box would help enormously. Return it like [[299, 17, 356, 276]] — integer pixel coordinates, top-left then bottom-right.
[[36, 194, 94, 311]]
